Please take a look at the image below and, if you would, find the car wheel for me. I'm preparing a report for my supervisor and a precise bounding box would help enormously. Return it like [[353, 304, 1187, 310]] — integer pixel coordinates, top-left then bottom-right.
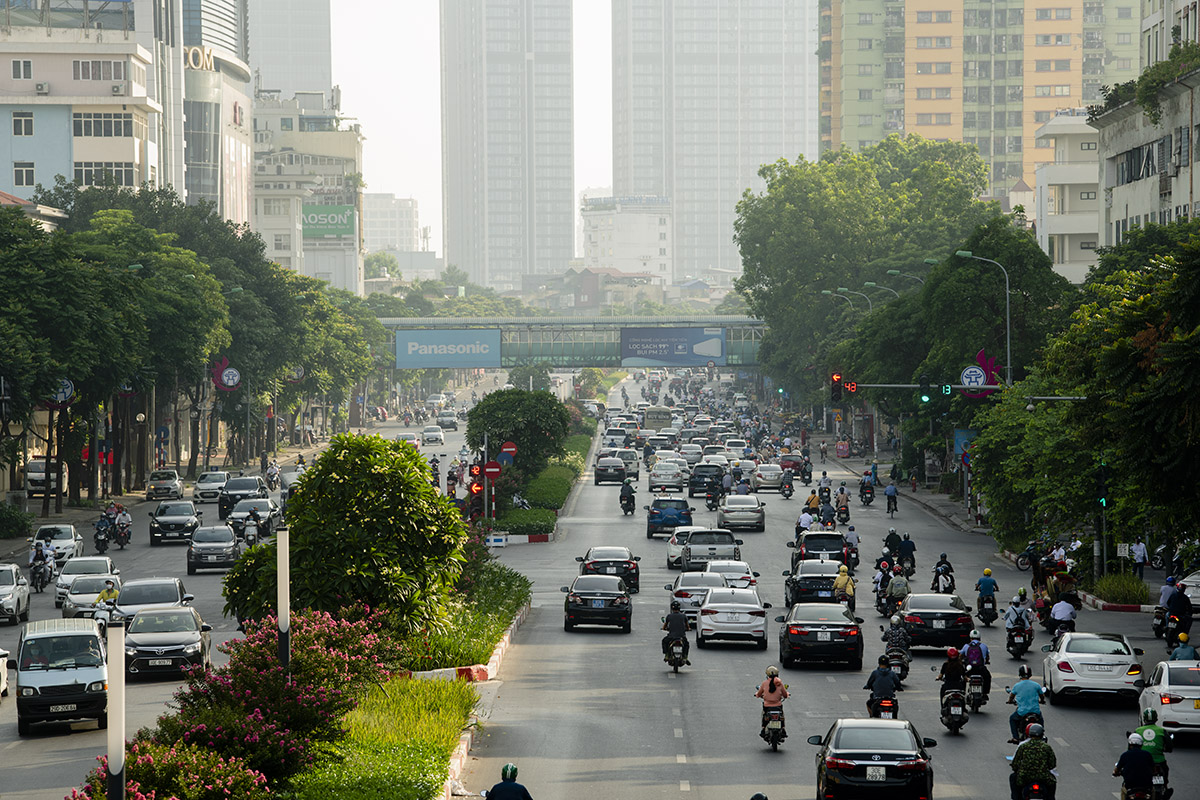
[[622, 620, 632, 634], [696, 633, 707, 648], [667, 558, 676, 570], [646, 529, 654, 539], [17, 717, 30, 737], [1047, 684, 1060, 705], [54, 600, 62, 609], [19, 600, 29, 622], [187, 563, 196, 575], [780, 645, 793, 668], [850, 655, 863, 671], [757, 637, 768, 651], [97, 712, 107, 730], [150, 536, 160, 547], [564, 618, 573, 632], [595, 478, 601, 485]]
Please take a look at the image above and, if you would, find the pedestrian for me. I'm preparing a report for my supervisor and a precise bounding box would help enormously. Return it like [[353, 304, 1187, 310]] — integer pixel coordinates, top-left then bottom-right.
[[1130, 537, 1149, 580]]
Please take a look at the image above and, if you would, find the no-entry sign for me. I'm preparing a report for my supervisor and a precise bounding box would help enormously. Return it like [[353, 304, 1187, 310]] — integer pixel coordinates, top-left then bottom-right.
[[500, 441, 518, 456], [483, 460, 502, 478]]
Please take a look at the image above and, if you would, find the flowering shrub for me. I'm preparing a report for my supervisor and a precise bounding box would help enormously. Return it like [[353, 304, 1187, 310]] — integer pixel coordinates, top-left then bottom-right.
[[69, 740, 270, 800]]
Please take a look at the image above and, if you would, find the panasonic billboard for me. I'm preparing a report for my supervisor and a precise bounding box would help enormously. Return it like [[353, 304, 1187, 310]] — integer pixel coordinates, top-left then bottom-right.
[[395, 329, 502, 369]]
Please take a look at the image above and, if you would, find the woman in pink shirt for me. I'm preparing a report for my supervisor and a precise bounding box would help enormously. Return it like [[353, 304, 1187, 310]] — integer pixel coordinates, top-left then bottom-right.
[[755, 665, 790, 739]]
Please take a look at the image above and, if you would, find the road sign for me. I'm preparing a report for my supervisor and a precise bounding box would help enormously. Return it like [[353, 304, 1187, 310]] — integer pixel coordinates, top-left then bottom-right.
[[834, 413, 843, 422], [500, 441, 518, 456], [496, 452, 514, 467], [1117, 543, 1129, 558], [483, 460, 502, 478], [707, 360, 716, 368]]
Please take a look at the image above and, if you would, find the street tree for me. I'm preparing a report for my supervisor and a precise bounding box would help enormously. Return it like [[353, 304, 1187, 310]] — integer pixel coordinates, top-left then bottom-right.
[[364, 251, 400, 280], [507, 363, 552, 391], [466, 389, 569, 473]]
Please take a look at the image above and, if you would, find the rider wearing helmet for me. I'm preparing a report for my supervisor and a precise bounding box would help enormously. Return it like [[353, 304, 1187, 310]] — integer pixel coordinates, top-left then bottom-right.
[[832, 564, 856, 611], [897, 532, 917, 566], [620, 477, 636, 500], [936, 646, 967, 700], [755, 665, 790, 740], [1113, 733, 1156, 797], [1010, 724, 1057, 800], [885, 564, 910, 609], [884, 527, 902, 556], [1159, 576, 1179, 607], [961, 629, 992, 699], [976, 567, 999, 599], [864, 654, 903, 715], [1133, 708, 1172, 788], [935, 552, 954, 575], [881, 614, 912, 657], [1006, 664, 1046, 743], [487, 763, 533, 800], [1170, 631, 1197, 661], [661, 599, 691, 664]]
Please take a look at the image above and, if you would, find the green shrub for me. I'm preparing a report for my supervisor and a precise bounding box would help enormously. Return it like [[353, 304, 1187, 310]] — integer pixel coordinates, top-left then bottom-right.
[[496, 508, 557, 536], [71, 740, 271, 800], [0, 501, 33, 540], [565, 433, 592, 460], [1090, 573, 1150, 605], [548, 451, 584, 477], [524, 463, 579, 508]]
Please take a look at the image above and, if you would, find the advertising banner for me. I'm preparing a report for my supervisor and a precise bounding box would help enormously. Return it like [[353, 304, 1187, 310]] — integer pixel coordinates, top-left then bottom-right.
[[395, 329, 502, 369], [620, 327, 726, 367], [302, 205, 355, 238]]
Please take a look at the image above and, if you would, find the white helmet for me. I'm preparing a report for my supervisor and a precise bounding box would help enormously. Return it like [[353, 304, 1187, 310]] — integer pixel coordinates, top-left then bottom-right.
[[890, 615, 901, 626], [1011, 596, 1021, 604], [1128, 733, 1144, 746], [765, 665, 780, 678]]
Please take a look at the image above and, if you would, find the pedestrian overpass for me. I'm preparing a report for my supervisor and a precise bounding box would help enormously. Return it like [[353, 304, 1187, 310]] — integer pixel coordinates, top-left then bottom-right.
[[377, 316, 765, 368]]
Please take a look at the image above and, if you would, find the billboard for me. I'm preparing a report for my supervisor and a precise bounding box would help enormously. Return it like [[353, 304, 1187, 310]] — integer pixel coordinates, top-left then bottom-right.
[[302, 204, 355, 238], [620, 327, 726, 367], [395, 329, 502, 369]]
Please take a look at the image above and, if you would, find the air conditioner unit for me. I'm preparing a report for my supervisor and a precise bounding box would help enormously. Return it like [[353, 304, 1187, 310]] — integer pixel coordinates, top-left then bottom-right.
[[35, 82, 49, 95], [111, 83, 125, 96]]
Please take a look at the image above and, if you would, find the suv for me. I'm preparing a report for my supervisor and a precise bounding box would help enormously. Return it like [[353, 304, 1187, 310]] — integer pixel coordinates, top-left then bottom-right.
[[218, 475, 269, 520], [12, 618, 108, 737], [680, 529, 744, 572], [192, 471, 229, 503], [789, 532, 850, 572], [645, 496, 694, 538], [148, 501, 202, 546], [23, 458, 60, 498], [688, 463, 725, 497], [437, 411, 458, 431], [614, 448, 640, 480], [145, 469, 183, 501]]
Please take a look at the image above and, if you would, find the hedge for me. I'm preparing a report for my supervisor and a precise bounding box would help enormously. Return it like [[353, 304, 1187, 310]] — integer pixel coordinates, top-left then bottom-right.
[[497, 507, 557, 536], [524, 466, 574, 509], [565, 433, 592, 461], [1089, 573, 1150, 605]]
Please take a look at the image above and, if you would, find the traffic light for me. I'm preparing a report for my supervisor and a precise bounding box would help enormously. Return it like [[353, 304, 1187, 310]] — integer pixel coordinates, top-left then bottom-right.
[[778, 387, 784, 394], [468, 462, 482, 481], [830, 372, 843, 401], [919, 374, 931, 403], [941, 384, 953, 396], [468, 480, 484, 518], [1097, 460, 1109, 508]]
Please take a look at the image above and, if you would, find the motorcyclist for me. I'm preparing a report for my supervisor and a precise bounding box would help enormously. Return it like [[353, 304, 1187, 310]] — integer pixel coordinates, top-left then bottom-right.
[[1158, 577, 1178, 607], [884, 481, 899, 512], [819, 500, 836, 529], [818, 470, 831, 490], [835, 486, 851, 510], [1007, 665, 1046, 743], [844, 525, 859, 551], [897, 532, 917, 568], [780, 467, 794, 491], [245, 506, 264, 537], [620, 478, 636, 501], [1112, 733, 1155, 799], [1010, 723, 1057, 800], [95, 578, 119, 605], [1166, 581, 1193, 641], [874, 547, 891, 572], [961, 630, 992, 699], [934, 553, 954, 576], [832, 564, 856, 611], [1016, 586, 1034, 615], [1134, 709, 1173, 796], [931, 564, 954, 593], [1169, 631, 1196, 660], [873, 562, 892, 598], [1050, 595, 1077, 632], [976, 568, 999, 600], [114, 506, 132, 537], [795, 510, 814, 539], [864, 654, 903, 715], [885, 565, 910, 610], [819, 441, 828, 462], [936, 646, 967, 701], [734, 479, 751, 496], [661, 600, 691, 665], [881, 614, 911, 659], [803, 490, 820, 513], [28, 542, 54, 590], [755, 665, 790, 740], [1005, 596, 1035, 641], [487, 762, 533, 800], [884, 527, 902, 557], [721, 471, 734, 496]]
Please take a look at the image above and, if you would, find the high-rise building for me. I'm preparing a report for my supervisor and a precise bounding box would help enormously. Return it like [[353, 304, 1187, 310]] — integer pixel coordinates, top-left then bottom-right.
[[611, 0, 820, 283], [246, 0, 333, 98], [440, 0, 575, 290], [363, 193, 421, 254], [819, 0, 1140, 199]]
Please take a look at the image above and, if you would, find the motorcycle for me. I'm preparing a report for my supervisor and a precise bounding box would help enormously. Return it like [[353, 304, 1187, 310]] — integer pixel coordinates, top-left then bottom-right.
[[1006, 627, 1031, 659], [1150, 762, 1171, 800], [620, 493, 637, 516], [868, 696, 899, 719], [30, 561, 53, 593], [665, 636, 687, 673], [403, 415, 412, 427], [848, 545, 860, 569], [886, 493, 898, 517], [761, 706, 786, 751], [874, 590, 889, 617], [94, 599, 115, 637], [705, 490, 721, 512], [266, 471, 280, 491], [780, 482, 794, 500], [931, 568, 955, 594], [978, 595, 999, 626], [1014, 539, 1042, 572], [965, 666, 986, 712], [243, 520, 260, 547], [940, 686, 969, 733], [818, 486, 831, 505], [900, 557, 915, 577], [1152, 605, 1167, 638], [836, 505, 851, 525], [800, 467, 812, 486], [93, 526, 110, 555], [1165, 614, 1182, 652], [114, 522, 131, 550], [860, 485, 875, 506]]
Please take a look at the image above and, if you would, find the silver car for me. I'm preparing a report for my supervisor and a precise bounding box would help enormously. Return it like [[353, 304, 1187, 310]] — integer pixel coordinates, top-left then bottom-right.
[[146, 469, 184, 501], [61, 575, 121, 619], [53, 556, 119, 607], [695, 587, 772, 649], [750, 464, 784, 492], [0, 562, 31, 624], [113, 577, 193, 621], [192, 471, 230, 503], [664, 572, 729, 624], [705, 559, 760, 589], [648, 464, 686, 493], [717, 495, 767, 532], [680, 444, 704, 465]]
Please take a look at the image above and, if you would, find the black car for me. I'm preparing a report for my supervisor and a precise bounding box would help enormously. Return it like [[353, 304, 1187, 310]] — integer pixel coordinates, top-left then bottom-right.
[[783, 560, 842, 605], [899, 593, 973, 648], [124, 607, 212, 676], [561, 575, 632, 632], [791, 532, 849, 572], [226, 498, 282, 540], [808, 718, 937, 800], [147, 501, 202, 546], [186, 525, 243, 573], [576, 546, 641, 592], [687, 463, 725, 497], [217, 476, 268, 520], [777, 602, 864, 669], [594, 457, 628, 485]]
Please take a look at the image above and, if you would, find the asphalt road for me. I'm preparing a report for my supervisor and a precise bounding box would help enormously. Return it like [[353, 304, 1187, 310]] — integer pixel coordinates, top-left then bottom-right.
[[459, 377, 1198, 800]]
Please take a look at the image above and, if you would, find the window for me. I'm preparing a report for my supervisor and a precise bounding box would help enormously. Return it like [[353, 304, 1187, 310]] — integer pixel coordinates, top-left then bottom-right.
[[1036, 34, 1071, 46], [1036, 60, 1051, 71], [916, 113, 952, 125], [858, 64, 874, 76], [71, 60, 126, 81], [658, 232, 667, 240], [1035, 136, 1052, 148], [917, 37, 952, 48], [858, 114, 873, 126], [917, 88, 932, 99], [1117, 33, 1132, 44], [659, 216, 666, 225], [1055, 8, 1071, 18], [858, 38, 873, 50], [280, 117, 294, 131], [658, 247, 667, 256], [936, 11, 951, 22], [1008, 111, 1023, 127], [1036, 9, 1050, 19], [1117, 7, 1132, 18], [935, 62, 951, 74], [916, 62, 933, 74], [1055, 60, 1071, 71], [858, 13, 874, 24], [1008, 86, 1024, 101], [859, 89, 874, 100], [1080, 141, 1097, 151], [1035, 85, 1072, 97], [1080, 241, 1097, 250], [963, 112, 977, 128], [12, 111, 33, 137], [1080, 191, 1097, 200], [13, 161, 34, 187], [11, 59, 31, 79], [261, 198, 289, 216], [1035, 110, 1052, 122], [72, 112, 136, 138], [916, 11, 932, 22], [273, 234, 291, 250], [936, 87, 952, 99], [74, 161, 134, 187], [1114, 58, 1132, 70]]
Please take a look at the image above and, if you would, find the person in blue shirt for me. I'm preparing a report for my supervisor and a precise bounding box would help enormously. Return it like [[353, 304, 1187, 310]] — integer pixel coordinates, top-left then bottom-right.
[[1169, 632, 1197, 660], [487, 763, 533, 800], [1007, 665, 1046, 742], [976, 568, 999, 598]]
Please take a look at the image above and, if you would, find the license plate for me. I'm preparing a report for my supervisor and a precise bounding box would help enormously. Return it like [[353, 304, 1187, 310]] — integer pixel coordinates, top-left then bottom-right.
[[1087, 664, 1113, 672], [1013, 635, 1024, 642], [606, 567, 616, 574], [891, 666, 902, 675], [1153, 776, 1165, 785], [725, 613, 745, 622], [591, 599, 605, 608], [49, 704, 77, 713], [866, 766, 886, 781], [206, 556, 219, 562], [817, 631, 832, 641], [818, 590, 832, 597], [932, 619, 946, 629], [149, 659, 172, 666], [672, 646, 684, 656], [880, 710, 894, 719], [766, 720, 782, 729], [950, 706, 963, 715], [1194, 699, 1200, 709]]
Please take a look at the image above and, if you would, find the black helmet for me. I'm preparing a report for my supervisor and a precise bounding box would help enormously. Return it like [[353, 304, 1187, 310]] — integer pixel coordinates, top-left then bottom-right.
[[750, 794, 769, 800], [878, 654, 889, 666], [1018, 665, 1032, 679], [670, 600, 682, 611], [903, 532, 910, 540], [940, 553, 947, 560], [501, 763, 518, 781]]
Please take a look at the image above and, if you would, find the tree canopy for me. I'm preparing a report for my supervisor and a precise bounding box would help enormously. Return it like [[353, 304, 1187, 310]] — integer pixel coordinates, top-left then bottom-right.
[[466, 389, 570, 474]]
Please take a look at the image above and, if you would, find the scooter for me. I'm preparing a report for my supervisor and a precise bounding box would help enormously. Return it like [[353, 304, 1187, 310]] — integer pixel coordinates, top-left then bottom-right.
[[978, 595, 999, 626], [1006, 627, 1031, 659], [1152, 606, 1167, 638], [760, 706, 787, 751], [965, 666, 986, 712], [620, 494, 637, 516], [94, 599, 115, 637], [705, 490, 721, 512], [860, 485, 875, 506], [243, 520, 260, 547], [30, 561, 53, 593], [93, 526, 110, 555], [931, 567, 955, 594], [868, 696, 899, 719], [665, 636, 687, 673], [781, 482, 794, 500], [836, 505, 851, 525], [800, 467, 812, 486], [940, 687, 969, 733], [114, 522, 131, 550]]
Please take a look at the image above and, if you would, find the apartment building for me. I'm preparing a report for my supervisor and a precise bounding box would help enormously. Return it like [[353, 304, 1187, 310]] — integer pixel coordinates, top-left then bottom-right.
[[1034, 109, 1100, 282], [580, 195, 673, 284]]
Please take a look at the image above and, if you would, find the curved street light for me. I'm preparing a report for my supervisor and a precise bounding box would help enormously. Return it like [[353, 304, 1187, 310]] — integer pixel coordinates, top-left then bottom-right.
[[820, 289, 855, 309], [889, 268, 926, 284], [863, 281, 900, 298], [955, 250, 1012, 387], [837, 287, 873, 312]]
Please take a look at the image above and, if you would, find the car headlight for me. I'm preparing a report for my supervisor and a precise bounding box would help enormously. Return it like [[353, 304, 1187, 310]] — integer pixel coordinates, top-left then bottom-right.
[[182, 643, 202, 655], [125, 646, 137, 657], [86, 681, 106, 692], [149, 519, 160, 529], [19, 686, 36, 696]]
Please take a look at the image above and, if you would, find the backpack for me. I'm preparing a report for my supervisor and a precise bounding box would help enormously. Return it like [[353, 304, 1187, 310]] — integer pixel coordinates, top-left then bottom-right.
[[964, 642, 985, 667]]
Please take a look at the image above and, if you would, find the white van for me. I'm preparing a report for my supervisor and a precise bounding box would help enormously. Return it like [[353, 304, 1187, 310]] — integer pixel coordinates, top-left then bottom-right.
[[733, 393, 750, 411], [12, 618, 108, 737], [24, 458, 62, 498]]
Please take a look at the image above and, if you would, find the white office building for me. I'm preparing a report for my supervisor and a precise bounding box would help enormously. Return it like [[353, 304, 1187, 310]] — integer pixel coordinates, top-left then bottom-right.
[[246, 0, 332, 99], [580, 196, 673, 284], [1034, 110, 1101, 284], [363, 193, 421, 254]]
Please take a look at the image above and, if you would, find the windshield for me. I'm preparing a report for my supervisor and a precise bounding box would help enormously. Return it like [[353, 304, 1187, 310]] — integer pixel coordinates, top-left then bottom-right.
[[224, 478, 260, 491], [70, 577, 114, 594], [654, 499, 689, 511], [36, 527, 73, 542], [789, 605, 856, 623], [589, 548, 630, 561], [192, 528, 234, 543], [118, 584, 180, 605], [129, 611, 197, 634], [156, 503, 194, 516], [62, 560, 107, 575], [909, 595, 967, 612], [681, 573, 727, 587], [804, 535, 844, 549], [26, 461, 46, 474], [757, 465, 781, 474], [689, 532, 734, 545], [725, 497, 759, 508], [799, 563, 841, 577], [1065, 636, 1132, 655], [233, 499, 269, 514], [693, 465, 723, 476], [0, 570, 14, 586], [573, 576, 623, 592], [149, 471, 177, 482], [834, 726, 917, 751], [19, 635, 103, 670], [705, 589, 759, 605], [197, 473, 228, 483]]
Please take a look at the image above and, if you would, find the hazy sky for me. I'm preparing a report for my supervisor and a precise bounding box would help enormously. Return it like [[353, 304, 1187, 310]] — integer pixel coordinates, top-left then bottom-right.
[[331, 0, 613, 256]]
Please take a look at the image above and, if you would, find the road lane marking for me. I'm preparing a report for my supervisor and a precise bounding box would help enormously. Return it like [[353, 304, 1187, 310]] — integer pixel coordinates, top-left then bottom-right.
[[673, 708, 682, 716], [677, 754, 687, 763], [826, 676, 836, 682], [4, 740, 20, 750], [1081, 763, 1097, 773], [674, 728, 684, 738], [1054, 737, 1069, 747], [680, 780, 691, 791], [839, 693, 849, 701]]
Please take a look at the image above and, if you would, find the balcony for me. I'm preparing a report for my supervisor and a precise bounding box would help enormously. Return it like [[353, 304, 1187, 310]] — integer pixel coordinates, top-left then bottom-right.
[[1042, 211, 1097, 236], [1036, 161, 1098, 186]]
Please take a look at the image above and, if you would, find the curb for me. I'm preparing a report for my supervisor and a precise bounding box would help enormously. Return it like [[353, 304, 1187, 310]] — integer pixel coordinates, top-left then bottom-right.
[[999, 550, 1153, 614]]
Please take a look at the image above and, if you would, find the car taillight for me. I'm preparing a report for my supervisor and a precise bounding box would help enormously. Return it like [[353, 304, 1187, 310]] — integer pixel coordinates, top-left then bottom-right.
[[1056, 661, 1074, 673], [825, 757, 856, 771], [800, 545, 807, 557], [841, 628, 859, 636], [1126, 664, 1142, 676], [700, 608, 718, 616], [584, 562, 597, 571], [956, 615, 972, 626], [745, 576, 756, 584], [896, 758, 929, 772], [1160, 693, 1183, 705], [624, 561, 638, 570], [567, 594, 582, 603], [650, 510, 662, 516], [613, 596, 629, 606], [904, 615, 921, 624], [749, 609, 766, 617], [789, 626, 807, 635]]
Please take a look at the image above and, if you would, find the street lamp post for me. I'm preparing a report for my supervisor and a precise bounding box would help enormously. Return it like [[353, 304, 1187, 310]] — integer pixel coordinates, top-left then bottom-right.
[[837, 287, 873, 312], [863, 281, 900, 298], [955, 250, 1013, 387], [820, 289, 855, 309], [888, 268, 926, 284]]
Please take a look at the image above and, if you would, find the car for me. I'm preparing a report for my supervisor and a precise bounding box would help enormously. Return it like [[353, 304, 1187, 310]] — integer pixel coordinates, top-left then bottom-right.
[[614, 448, 641, 480], [1139, 659, 1200, 732], [1042, 631, 1145, 705], [124, 607, 212, 676], [645, 496, 694, 537], [576, 546, 641, 592], [687, 463, 725, 496], [425, 393, 445, 410], [145, 469, 184, 501], [898, 593, 974, 648], [422, 425, 445, 445], [783, 559, 843, 605], [217, 475, 269, 519], [113, 577, 193, 621], [695, 587, 771, 649], [750, 463, 784, 492], [53, 556, 119, 607], [191, 471, 229, 503], [716, 495, 766, 531], [0, 562, 31, 624], [561, 575, 632, 632], [23, 457, 60, 498], [680, 444, 703, 465], [808, 718, 937, 799], [701, 453, 729, 470], [777, 602, 864, 668], [148, 501, 203, 546], [779, 452, 809, 473], [437, 411, 458, 431], [659, 427, 680, 445], [702, 444, 725, 458], [726, 438, 749, 453], [187, 525, 244, 574], [31, 524, 83, 566], [665, 527, 699, 569], [790, 532, 850, 571], [603, 427, 629, 448], [662, 457, 691, 477], [395, 432, 421, 449], [61, 575, 122, 619], [226, 498, 282, 539], [680, 529, 744, 572], [648, 464, 686, 492], [594, 457, 628, 485], [705, 559, 759, 589], [664, 571, 729, 624]]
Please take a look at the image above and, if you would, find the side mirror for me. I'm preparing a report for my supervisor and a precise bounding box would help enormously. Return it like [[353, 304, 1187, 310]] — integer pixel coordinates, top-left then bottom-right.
[[634, 556, 642, 562], [1004, 686, 1012, 693], [855, 617, 865, 624], [735, 539, 744, 546], [964, 605, 973, 613], [763, 602, 772, 609], [689, 508, 696, 513], [786, 541, 796, 548], [753, 572, 761, 577], [879, 625, 886, 632], [183, 594, 194, 603], [760, 502, 766, 507], [774, 615, 786, 623], [113, 568, 120, 575], [664, 584, 674, 592], [17, 577, 28, 586], [147, 513, 154, 518], [807, 735, 824, 746], [200, 624, 213, 633], [643, 506, 650, 511], [1041, 645, 1052, 652], [560, 586, 569, 593], [196, 511, 203, 516], [922, 737, 938, 748], [1134, 648, 1144, 656], [574, 556, 584, 562]]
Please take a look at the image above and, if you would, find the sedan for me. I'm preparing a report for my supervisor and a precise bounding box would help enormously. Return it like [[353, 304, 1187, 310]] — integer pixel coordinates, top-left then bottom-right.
[[899, 593, 974, 648], [576, 546, 641, 592], [0, 562, 31, 624], [791, 532, 850, 571], [705, 559, 759, 589], [124, 607, 212, 676], [395, 432, 421, 449], [665, 572, 730, 624], [187, 526, 243, 574], [777, 602, 864, 669], [217, 475, 269, 519], [227, 498, 282, 539], [191, 471, 229, 503], [784, 559, 842, 605], [30, 524, 83, 565], [422, 425, 445, 445], [716, 495, 767, 532], [113, 577, 193, 620], [808, 718, 937, 799], [680, 444, 703, 465], [750, 464, 784, 491], [648, 464, 686, 492], [61, 575, 122, 619], [594, 457, 627, 485], [148, 501, 202, 546], [695, 587, 771, 649], [665, 527, 696, 570], [53, 556, 119, 607], [1042, 632, 1145, 705], [1139, 660, 1200, 732], [145, 469, 183, 501], [561, 575, 632, 632]]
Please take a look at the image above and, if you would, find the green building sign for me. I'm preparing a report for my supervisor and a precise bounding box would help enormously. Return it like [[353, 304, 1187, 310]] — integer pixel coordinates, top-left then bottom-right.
[[302, 204, 355, 238]]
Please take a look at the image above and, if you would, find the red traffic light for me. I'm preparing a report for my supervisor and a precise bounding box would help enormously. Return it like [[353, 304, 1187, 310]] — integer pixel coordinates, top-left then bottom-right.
[[468, 463, 482, 478], [831, 372, 843, 385], [468, 481, 483, 495]]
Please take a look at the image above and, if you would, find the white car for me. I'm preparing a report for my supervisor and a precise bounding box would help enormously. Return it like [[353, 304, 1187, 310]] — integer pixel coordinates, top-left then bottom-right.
[[664, 571, 729, 624], [705, 559, 760, 589], [396, 433, 420, 449], [648, 464, 686, 493], [680, 444, 704, 465], [53, 556, 120, 608], [422, 425, 445, 445], [0, 562, 31, 624], [61, 574, 122, 619], [31, 524, 83, 566], [1139, 659, 1200, 733], [695, 587, 771, 649], [666, 526, 705, 570], [1042, 632, 1145, 705], [192, 471, 230, 503]]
